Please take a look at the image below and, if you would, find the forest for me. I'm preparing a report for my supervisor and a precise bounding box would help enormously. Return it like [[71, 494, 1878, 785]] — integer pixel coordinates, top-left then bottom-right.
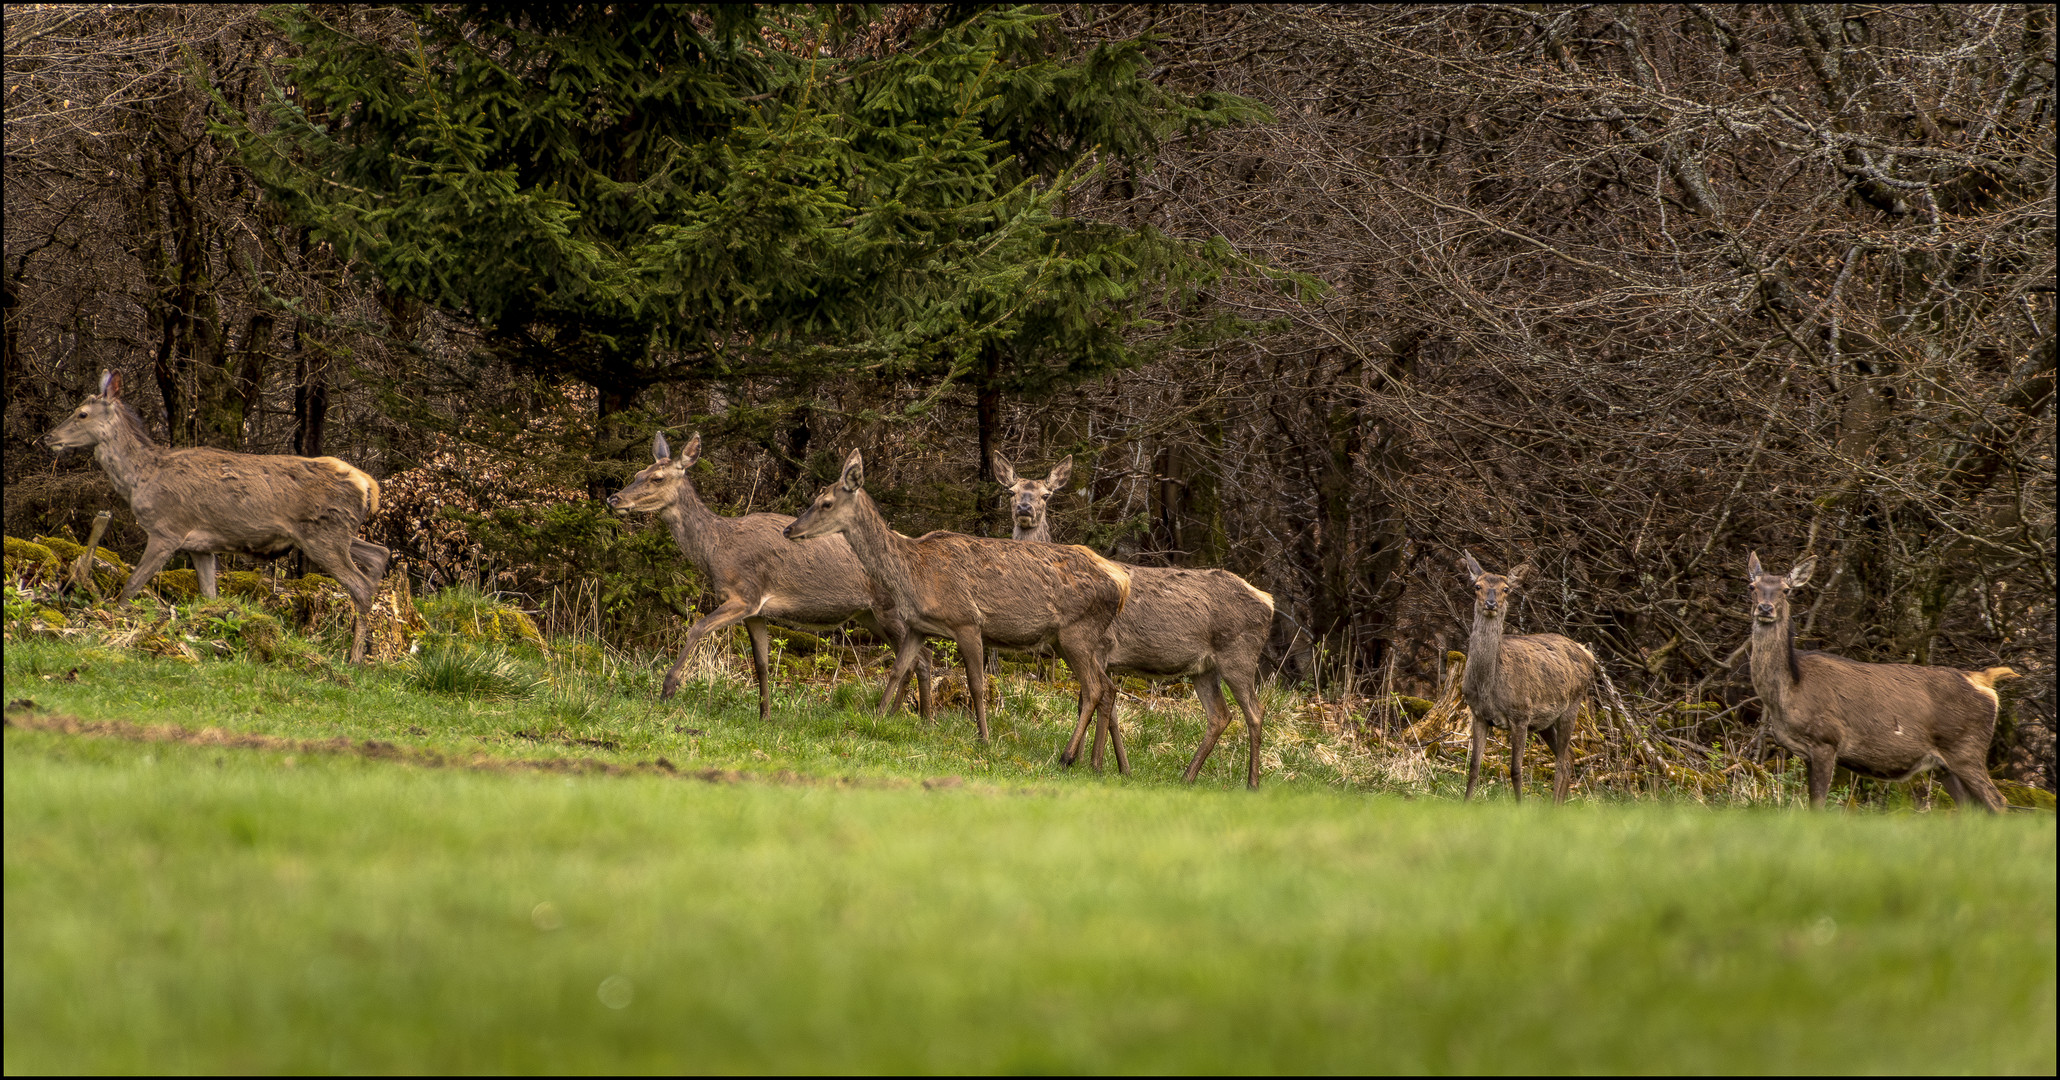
[[5, 3, 2054, 790]]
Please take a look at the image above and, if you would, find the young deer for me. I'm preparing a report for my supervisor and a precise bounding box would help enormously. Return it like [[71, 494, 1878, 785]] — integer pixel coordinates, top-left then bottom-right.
[[39, 369, 391, 664], [606, 432, 929, 722], [785, 449, 1130, 759], [997, 452, 1275, 787], [1461, 553, 1601, 804], [1746, 553, 2015, 811]]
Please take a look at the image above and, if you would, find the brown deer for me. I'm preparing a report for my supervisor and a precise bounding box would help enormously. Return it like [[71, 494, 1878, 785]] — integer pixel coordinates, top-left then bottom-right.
[[606, 432, 930, 722], [1746, 552, 2016, 812], [39, 369, 391, 664], [992, 453, 1069, 543], [1461, 552, 1604, 804], [785, 449, 1130, 760], [998, 453, 1275, 787]]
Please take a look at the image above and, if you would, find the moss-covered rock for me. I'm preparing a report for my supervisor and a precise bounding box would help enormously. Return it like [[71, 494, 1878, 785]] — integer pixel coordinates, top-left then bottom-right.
[[418, 585, 544, 649], [152, 569, 202, 601], [34, 606, 68, 630], [218, 570, 275, 601], [1995, 779, 2057, 811], [5, 537, 61, 585]]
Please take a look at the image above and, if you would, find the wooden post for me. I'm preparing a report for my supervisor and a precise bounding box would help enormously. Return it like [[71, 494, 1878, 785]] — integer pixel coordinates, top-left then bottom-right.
[[68, 511, 113, 598]]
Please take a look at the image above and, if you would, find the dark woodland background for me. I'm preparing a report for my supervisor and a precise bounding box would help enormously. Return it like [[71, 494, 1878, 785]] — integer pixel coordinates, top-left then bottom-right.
[[6, 5, 2052, 787]]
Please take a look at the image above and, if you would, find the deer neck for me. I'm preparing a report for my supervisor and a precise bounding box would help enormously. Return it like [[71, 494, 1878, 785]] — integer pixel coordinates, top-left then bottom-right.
[[91, 420, 159, 502], [1748, 611, 1800, 705], [838, 489, 919, 601], [1013, 518, 1051, 543], [658, 477, 726, 570], [1463, 607, 1505, 705]]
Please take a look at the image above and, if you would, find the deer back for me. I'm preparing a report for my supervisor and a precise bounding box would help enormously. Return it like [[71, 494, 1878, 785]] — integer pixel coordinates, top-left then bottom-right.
[[1776, 652, 2007, 777], [135, 446, 380, 553], [1472, 632, 1595, 724], [1107, 566, 1273, 676], [903, 532, 1128, 647], [702, 512, 881, 624]]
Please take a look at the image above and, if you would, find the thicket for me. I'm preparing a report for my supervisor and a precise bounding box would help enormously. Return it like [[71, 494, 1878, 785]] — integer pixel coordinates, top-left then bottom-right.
[[5, 5, 2052, 788]]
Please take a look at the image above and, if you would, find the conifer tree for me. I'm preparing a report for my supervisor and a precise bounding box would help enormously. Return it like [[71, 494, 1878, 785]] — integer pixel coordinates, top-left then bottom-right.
[[223, 4, 1281, 497]]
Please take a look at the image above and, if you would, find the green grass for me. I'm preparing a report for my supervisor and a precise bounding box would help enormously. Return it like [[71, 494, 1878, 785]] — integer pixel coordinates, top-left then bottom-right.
[[5, 632, 2055, 1072]]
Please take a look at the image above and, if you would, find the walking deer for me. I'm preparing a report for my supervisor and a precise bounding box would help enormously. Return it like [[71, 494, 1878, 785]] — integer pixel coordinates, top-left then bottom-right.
[[785, 450, 1130, 759], [1746, 553, 2015, 811], [606, 432, 930, 722], [998, 453, 1275, 787], [1460, 553, 1603, 804], [39, 370, 391, 664]]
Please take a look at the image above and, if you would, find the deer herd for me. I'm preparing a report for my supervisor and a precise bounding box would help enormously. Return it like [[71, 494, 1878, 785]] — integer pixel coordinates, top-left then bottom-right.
[[40, 371, 2022, 809]]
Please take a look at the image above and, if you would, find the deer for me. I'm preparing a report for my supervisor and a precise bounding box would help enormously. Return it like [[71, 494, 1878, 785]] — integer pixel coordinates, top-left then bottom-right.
[[1460, 552, 1612, 804], [605, 432, 931, 722], [1745, 553, 2016, 812], [38, 369, 391, 664], [996, 452, 1275, 788], [784, 449, 1131, 762]]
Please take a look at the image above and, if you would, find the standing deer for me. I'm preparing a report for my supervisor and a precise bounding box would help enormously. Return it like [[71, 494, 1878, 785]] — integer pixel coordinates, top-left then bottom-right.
[[1461, 552, 1602, 804], [998, 453, 1275, 787], [785, 449, 1130, 760], [606, 432, 930, 722], [38, 369, 391, 664], [1746, 552, 2015, 812]]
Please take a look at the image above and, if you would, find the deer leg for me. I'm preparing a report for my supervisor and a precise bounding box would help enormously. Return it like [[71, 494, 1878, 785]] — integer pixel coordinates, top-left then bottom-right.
[[350, 539, 391, 583], [1941, 764, 2004, 814], [1464, 717, 1487, 802], [914, 646, 934, 722], [664, 597, 754, 700], [746, 617, 773, 722], [1103, 666, 1128, 776], [1222, 662, 1265, 790], [193, 552, 219, 598], [304, 535, 375, 665], [1184, 673, 1234, 784], [119, 537, 184, 605], [1509, 721, 1530, 805], [1057, 636, 1112, 771], [953, 629, 989, 742], [1545, 717, 1574, 804], [1804, 745, 1838, 809], [875, 632, 928, 719]]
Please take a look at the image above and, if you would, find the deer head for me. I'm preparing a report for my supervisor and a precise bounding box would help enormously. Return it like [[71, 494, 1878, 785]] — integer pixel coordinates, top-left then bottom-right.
[[1463, 551, 1531, 619], [784, 448, 866, 541], [993, 453, 1071, 536], [607, 430, 701, 512], [1746, 551, 1815, 624], [41, 369, 128, 454]]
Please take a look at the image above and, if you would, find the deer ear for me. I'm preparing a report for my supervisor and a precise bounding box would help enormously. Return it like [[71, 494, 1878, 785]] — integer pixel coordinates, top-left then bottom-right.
[[992, 453, 1017, 486], [839, 448, 865, 491], [1047, 457, 1072, 489], [1462, 551, 1485, 582], [100, 369, 120, 398], [1747, 551, 1764, 581], [1786, 555, 1817, 589], [678, 432, 702, 466], [1506, 562, 1532, 588], [652, 431, 671, 463]]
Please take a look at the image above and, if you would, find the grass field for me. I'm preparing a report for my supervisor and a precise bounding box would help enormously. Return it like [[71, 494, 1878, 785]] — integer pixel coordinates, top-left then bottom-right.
[[5, 619, 2055, 1073]]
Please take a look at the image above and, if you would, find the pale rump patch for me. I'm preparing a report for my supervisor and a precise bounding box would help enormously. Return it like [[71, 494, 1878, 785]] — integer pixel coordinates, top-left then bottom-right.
[[1074, 547, 1133, 609], [1239, 579, 1275, 611], [314, 456, 381, 516], [1963, 666, 2019, 707]]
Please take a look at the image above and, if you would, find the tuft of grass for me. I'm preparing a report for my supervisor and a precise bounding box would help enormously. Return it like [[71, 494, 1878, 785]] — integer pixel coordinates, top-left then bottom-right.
[[402, 643, 541, 700]]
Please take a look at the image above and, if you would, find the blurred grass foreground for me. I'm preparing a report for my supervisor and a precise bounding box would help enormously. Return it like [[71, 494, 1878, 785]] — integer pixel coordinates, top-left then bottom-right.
[[3, 599, 2054, 1072]]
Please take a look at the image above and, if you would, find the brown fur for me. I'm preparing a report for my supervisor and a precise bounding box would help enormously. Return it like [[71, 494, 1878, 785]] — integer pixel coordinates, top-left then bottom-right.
[[997, 458, 1276, 787], [607, 432, 930, 722], [39, 370, 390, 664], [1746, 552, 2011, 812], [786, 449, 1128, 757], [1460, 553, 1598, 804]]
